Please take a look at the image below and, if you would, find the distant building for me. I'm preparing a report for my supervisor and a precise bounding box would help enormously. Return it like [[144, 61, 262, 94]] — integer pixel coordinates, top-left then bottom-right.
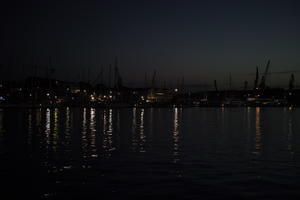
[[146, 89, 173, 103]]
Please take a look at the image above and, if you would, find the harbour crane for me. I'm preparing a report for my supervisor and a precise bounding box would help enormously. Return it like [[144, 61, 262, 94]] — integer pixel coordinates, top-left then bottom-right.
[[254, 66, 259, 89], [259, 60, 270, 90], [289, 74, 295, 90]]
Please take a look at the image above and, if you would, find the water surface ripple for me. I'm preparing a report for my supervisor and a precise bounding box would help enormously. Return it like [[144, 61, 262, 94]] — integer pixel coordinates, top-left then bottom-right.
[[0, 107, 300, 199]]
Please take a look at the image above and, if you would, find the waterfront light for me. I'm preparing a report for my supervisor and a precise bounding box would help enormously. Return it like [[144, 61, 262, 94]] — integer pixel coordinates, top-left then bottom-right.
[[90, 95, 95, 101]]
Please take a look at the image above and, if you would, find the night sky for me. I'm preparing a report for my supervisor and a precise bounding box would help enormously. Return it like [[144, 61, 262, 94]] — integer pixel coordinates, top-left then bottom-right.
[[1, 0, 300, 89]]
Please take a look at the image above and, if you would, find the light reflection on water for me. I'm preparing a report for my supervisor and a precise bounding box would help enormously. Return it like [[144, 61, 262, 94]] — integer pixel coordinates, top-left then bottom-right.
[[173, 107, 180, 163], [254, 107, 262, 155], [131, 107, 137, 152], [1, 107, 300, 198], [107, 109, 114, 153], [45, 108, 51, 144], [89, 108, 97, 158], [81, 108, 87, 159], [139, 108, 145, 153], [52, 108, 59, 152], [64, 107, 71, 152], [102, 109, 114, 157]]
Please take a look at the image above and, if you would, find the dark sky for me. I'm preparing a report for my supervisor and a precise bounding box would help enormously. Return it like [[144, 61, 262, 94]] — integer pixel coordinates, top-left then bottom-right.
[[1, 0, 300, 88]]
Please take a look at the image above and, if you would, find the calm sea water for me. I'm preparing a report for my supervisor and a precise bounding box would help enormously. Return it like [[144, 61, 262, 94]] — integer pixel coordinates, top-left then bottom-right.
[[0, 107, 300, 199]]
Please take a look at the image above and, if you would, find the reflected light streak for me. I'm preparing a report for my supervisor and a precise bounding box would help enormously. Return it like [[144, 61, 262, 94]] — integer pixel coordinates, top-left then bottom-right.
[[173, 107, 180, 163], [42, 108, 51, 167], [64, 107, 71, 152], [139, 109, 146, 153], [254, 107, 261, 155], [90, 108, 98, 158], [108, 109, 114, 151], [102, 110, 108, 152], [52, 108, 59, 151], [82, 108, 88, 159], [45, 108, 51, 145], [131, 108, 138, 151], [247, 107, 251, 129], [102, 109, 114, 157]]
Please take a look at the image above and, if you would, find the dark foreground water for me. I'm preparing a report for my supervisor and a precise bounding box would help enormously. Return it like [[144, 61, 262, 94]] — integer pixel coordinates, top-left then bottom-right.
[[0, 107, 300, 199]]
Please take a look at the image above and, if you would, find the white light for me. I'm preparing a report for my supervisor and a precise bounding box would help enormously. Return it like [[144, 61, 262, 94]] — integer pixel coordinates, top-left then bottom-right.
[[174, 88, 178, 92], [46, 93, 50, 96]]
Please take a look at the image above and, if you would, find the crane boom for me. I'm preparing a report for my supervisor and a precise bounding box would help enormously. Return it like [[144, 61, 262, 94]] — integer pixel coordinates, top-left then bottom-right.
[[289, 74, 295, 90], [259, 60, 270, 90], [254, 66, 259, 89]]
